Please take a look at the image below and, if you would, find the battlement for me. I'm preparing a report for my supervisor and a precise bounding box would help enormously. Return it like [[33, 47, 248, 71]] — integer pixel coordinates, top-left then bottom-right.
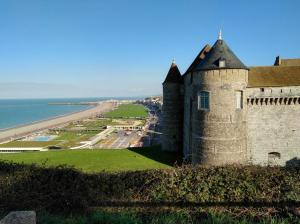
[[247, 96, 300, 106], [246, 86, 300, 106]]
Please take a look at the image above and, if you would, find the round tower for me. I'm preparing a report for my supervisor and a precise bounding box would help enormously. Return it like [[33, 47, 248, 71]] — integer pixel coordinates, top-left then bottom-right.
[[191, 34, 249, 165], [162, 60, 183, 152]]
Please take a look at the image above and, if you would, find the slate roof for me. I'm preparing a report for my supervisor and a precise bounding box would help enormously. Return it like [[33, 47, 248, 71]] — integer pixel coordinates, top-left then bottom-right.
[[164, 36, 300, 87], [163, 62, 182, 84], [183, 44, 211, 76], [194, 39, 248, 71], [248, 66, 300, 87]]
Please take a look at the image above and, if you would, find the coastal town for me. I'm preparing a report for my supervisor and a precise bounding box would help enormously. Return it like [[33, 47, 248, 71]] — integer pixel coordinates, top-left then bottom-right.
[[0, 97, 162, 153]]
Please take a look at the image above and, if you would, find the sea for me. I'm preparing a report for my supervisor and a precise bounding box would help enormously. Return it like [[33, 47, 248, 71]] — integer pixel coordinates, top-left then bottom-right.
[[0, 97, 140, 130]]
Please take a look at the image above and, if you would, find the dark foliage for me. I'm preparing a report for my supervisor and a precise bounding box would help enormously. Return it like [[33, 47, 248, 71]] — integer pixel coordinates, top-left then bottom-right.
[[0, 161, 299, 213]]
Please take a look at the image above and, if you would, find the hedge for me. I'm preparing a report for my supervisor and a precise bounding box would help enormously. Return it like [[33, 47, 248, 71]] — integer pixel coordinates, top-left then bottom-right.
[[0, 161, 299, 213]]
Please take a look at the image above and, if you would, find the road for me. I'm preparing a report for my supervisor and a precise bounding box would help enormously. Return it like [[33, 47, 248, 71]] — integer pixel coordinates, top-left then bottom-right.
[[96, 130, 140, 149]]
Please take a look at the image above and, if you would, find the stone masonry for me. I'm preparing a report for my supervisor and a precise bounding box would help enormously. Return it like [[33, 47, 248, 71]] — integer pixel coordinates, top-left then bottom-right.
[[163, 35, 300, 166]]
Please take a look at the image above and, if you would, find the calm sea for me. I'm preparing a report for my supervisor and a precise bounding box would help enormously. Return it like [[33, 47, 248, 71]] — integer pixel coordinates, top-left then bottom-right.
[[0, 97, 139, 130]]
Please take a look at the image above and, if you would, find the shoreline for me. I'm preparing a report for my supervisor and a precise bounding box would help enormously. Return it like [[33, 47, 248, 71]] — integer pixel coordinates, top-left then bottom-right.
[[0, 105, 95, 132], [0, 101, 115, 143]]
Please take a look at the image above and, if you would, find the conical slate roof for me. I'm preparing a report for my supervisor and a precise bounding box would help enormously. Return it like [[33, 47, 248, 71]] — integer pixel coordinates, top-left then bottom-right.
[[163, 61, 182, 84], [194, 39, 248, 71], [183, 44, 211, 76]]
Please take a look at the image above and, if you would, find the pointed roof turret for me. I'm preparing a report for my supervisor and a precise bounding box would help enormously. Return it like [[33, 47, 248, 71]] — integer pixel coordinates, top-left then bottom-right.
[[195, 35, 248, 71], [163, 60, 182, 84]]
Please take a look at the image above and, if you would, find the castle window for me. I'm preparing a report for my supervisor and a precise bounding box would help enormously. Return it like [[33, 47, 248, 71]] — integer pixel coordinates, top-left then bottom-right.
[[219, 58, 226, 68], [236, 91, 243, 109], [198, 91, 210, 110], [260, 88, 264, 92], [268, 152, 281, 166]]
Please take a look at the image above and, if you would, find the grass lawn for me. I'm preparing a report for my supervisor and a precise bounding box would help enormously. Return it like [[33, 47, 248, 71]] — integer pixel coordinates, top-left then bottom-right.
[[82, 119, 117, 129], [54, 131, 97, 148], [0, 147, 177, 173], [0, 141, 60, 148], [65, 118, 115, 129], [105, 104, 148, 118], [0, 132, 98, 149]]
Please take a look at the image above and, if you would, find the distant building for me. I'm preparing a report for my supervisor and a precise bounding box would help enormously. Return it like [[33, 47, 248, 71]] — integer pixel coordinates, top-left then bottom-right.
[[162, 33, 300, 166]]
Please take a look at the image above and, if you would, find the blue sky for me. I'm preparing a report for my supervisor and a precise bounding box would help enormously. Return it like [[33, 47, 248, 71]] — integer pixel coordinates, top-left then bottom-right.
[[0, 0, 299, 98]]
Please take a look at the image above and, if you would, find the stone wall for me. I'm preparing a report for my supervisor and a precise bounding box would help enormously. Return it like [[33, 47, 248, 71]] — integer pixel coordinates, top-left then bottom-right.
[[185, 69, 249, 165], [162, 83, 184, 152], [183, 71, 300, 166], [183, 73, 193, 160], [246, 86, 300, 166]]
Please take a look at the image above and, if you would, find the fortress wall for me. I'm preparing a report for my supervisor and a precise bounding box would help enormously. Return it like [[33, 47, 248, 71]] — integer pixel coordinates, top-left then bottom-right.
[[246, 86, 300, 166], [183, 73, 193, 160], [162, 83, 184, 152], [191, 69, 248, 165]]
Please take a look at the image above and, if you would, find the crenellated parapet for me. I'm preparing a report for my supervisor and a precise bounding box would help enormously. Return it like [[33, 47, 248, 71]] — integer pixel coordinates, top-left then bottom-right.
[[246, 87, 300, 106], [246, 86, 300, 166], [247, 97, 300, 106]]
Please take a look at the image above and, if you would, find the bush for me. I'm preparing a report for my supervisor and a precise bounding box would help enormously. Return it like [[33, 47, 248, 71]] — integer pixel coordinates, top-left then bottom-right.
[[36, 211, 300, 224], [0, 162, 88, 212], [0, 161, 299, 213]]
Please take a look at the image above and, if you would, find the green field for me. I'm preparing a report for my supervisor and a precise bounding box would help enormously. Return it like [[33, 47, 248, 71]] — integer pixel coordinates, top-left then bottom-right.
[[53, 131, 98, 148], [105, 104, 148, 118], [0, 147, 176, 173], [0, 131, 97, 149], [64, 118, 115, 129]]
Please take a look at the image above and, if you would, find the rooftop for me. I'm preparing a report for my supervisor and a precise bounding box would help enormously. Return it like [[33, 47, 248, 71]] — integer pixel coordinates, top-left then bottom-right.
[[163, 60, 182, 84], [183, 44, 211, 76], [248, 65, 300, 87], [194, 38, 248, 71], [274, 57, 300, 66]]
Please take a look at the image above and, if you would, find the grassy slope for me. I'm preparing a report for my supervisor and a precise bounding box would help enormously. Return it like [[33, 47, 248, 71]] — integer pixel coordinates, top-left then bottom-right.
[[0, 147, 176, 173], [105, 104, 148, 118]]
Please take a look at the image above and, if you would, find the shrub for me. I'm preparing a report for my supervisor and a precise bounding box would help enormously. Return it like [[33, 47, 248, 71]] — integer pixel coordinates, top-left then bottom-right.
[[0, 161, 299, 213]]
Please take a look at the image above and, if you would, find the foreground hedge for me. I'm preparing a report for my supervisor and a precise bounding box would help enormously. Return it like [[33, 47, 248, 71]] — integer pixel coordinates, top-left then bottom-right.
[[36, 211, 300, 224], [0, 161, 299, 212]]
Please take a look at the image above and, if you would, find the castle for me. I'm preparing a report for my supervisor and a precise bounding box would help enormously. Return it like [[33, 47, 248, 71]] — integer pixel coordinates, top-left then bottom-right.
[[162, 33, 300, 166]]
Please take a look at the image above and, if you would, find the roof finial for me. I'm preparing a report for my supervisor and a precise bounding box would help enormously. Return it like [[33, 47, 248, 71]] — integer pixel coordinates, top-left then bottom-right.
[[172, 58, 176, 64], [218, 29, 222, 40]]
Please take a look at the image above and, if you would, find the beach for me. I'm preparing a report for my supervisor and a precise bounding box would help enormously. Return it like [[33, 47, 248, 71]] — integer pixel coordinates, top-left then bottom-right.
[[0, 101, 114, 142]]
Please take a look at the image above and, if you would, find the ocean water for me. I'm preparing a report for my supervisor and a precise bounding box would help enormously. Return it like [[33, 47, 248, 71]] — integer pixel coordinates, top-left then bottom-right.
[[0, 98, 131, 130]]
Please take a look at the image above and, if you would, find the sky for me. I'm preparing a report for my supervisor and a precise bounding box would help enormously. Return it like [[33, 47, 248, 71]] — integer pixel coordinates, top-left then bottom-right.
[[0, 0, 299, 99]]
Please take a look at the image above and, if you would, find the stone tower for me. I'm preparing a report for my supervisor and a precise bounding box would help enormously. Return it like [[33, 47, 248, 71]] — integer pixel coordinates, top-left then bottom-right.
[[162, 60, 183, 152], [190, 34, 249, 165]]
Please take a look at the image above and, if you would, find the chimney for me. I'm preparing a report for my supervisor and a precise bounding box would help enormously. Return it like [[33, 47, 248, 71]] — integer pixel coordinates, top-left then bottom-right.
[[274, 56, 281, 66]]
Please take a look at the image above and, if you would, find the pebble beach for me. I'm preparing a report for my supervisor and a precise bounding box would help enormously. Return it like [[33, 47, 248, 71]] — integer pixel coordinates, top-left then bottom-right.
[[0, 102, 114, 143]]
